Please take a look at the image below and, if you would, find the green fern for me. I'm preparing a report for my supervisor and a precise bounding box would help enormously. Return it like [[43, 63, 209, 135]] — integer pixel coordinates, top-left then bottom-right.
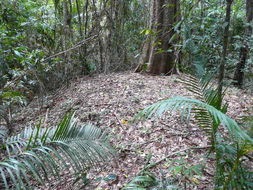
[[122, 170, 178, 190], [180, 75, 227, 139], [241, 115, 253, 137], [180, 75, 228, 110], [134, 74, 253, 188], [122, 171, 157, 190], [0, 112, 114, 189], [135, 74, 252, 144]]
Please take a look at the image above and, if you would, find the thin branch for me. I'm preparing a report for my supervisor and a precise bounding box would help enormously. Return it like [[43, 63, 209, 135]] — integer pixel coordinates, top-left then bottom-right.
[[113, 113, 124, 128], [142, 145, 211, 172], [42, 35, 98, 62]]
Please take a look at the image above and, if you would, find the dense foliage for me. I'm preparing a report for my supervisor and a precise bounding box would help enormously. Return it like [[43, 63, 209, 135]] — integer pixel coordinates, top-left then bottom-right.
[[1, 0, 253, 93], [0, 0, 148, 92], [1, 0, 253, 189]]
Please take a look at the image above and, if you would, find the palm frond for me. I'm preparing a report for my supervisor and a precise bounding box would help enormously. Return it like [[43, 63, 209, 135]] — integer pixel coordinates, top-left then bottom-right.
[[0, 112, 115, 189], [122, 171, 157, 190], [178, 74, 212, 102], [134, 96, 253, 143], [180, 74, 227, 111], [180, 75, 213, 135], [177, 75, 228, 142]]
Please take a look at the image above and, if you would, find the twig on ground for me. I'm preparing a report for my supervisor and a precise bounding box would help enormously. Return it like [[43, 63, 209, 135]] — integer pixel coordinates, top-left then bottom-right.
[[113, 86, 128, 128], [141, 145, 211, 172], [113, 113, 124, 128], [119, 139, 158, 152]]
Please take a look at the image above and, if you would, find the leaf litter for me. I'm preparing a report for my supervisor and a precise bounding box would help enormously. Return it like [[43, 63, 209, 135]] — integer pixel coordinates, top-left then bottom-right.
[[13, 72, 253, 190]]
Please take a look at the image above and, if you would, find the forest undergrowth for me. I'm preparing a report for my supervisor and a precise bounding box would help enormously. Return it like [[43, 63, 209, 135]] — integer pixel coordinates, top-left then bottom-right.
[[12, 72, 253, 190]]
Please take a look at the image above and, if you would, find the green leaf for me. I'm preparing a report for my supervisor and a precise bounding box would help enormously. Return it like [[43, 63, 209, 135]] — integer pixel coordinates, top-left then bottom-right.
[[0, 113, 115, 189], [14, 50, 22, 57], [135, 96, 253, 143]]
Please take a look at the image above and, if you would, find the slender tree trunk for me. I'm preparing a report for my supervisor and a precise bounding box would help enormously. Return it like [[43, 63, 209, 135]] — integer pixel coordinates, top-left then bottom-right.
[[233, 44, 248, 87], [77, 0, 89, 75], [76, 0, 84, 67], [84, 0, 89, 37], [76, 0, 83, 37], [233, 0, 253, 88], [68, 0, 73, 38], [218, 0, 233, 96], [216, 2, 233, 187], [63, 0, 73, 84]]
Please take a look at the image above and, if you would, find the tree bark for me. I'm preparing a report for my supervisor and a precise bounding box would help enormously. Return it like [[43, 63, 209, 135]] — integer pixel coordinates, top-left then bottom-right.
[[233, 0, 253, 88], [218, 0, 233, 96], [76, 0, 83, 37], [136, 0, 179, 75]]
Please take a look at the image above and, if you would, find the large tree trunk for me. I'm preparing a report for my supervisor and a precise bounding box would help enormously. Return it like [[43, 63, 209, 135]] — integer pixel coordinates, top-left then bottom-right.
[[233, 0, 253, 88], [136, 0, 179, 75]]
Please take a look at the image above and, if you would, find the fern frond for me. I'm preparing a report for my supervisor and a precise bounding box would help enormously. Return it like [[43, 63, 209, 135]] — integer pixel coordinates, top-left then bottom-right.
[[0, 112, 114, 189], [135, 96, 253, 143], [179, 74, 212, 102], [192, 107, 213, 134], [178, 74, 229, 143], [122, 171, 157, 190], [181, 74, 227, 111], [179, 75, 215, 137]]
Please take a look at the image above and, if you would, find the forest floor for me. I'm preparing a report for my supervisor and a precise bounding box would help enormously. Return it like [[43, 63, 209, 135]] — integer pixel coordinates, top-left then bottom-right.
[[14, 72, 253, 190]]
